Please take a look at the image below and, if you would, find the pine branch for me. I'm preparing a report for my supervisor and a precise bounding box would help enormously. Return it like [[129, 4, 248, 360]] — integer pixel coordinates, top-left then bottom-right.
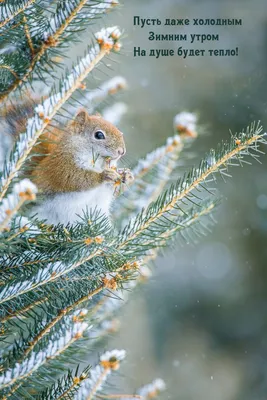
[[0, 26, 122, 202]]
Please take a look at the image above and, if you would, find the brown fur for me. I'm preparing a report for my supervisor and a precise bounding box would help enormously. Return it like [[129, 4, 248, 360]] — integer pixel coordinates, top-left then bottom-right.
[[29, 110, 126, 193], [0, 96, 36, 137], [2, 100, 126, 194]]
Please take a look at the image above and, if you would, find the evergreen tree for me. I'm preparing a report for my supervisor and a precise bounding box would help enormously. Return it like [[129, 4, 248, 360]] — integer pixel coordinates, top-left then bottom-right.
[[0, 1, 266, 398]]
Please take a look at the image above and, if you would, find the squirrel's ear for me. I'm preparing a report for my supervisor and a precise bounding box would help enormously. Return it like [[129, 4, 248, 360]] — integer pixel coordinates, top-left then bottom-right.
[[75, 110, 88, 126], [73, 109, 89, 134]]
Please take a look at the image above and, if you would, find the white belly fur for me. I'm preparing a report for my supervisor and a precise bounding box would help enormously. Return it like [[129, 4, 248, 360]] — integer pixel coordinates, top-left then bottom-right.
[[31, 184, 114, 225]]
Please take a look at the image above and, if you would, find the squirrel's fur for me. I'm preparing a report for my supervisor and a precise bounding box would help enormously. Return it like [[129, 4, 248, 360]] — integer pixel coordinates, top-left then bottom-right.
[[2, 101, 133, 224]]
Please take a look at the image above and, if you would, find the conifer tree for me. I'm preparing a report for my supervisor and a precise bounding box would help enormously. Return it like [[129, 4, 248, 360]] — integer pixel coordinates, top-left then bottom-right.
[[0, 1, 266, 399]]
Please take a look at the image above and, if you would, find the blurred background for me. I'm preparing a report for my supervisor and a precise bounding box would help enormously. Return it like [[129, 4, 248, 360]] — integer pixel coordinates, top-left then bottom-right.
[[89, 1, 267, 399]]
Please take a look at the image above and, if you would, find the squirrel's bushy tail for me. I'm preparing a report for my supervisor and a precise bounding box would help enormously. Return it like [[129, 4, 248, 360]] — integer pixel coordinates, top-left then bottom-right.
[[0, 96, 37, 138]]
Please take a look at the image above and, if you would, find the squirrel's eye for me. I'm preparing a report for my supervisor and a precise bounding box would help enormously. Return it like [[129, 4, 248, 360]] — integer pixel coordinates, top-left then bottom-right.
[[94, 130, 105, 140]]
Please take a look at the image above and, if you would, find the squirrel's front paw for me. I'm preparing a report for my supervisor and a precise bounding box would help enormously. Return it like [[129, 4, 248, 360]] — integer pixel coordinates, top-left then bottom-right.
[[117, 168, 134, 185], [102, 168, 121, 184]]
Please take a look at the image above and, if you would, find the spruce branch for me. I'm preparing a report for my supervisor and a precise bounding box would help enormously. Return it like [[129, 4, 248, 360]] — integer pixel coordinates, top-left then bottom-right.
[[58, 76, 127, 125], [0, 0, 36, 29], [88, 76, 127, 111], [0, 179, 37, 232], [0, 252, 102, 302], [0, 65, 19, 80], [117, 122, 265, 255], [0, 316, 92, 390], [74, 350, 126, 400], [0, 26, 122, 202], [135, 379, 166, 400], [102, 102, 127, 125], [35, 366, 91, 400], [0, 285, 130, 394], [0, 202, 215, 374], [54, 367, 91, 400], [1, 118, 262, 304], [0, 294, 49, 323], [0, 0, 119, 101], [0, 123, 264, 306], [1, 273, 130, 370], [22, 14, 35, 57], [17, 286, 103, 361], [112, 112, 198, 226], [1, 291, 126, 395], [0, 210, 118, 304]]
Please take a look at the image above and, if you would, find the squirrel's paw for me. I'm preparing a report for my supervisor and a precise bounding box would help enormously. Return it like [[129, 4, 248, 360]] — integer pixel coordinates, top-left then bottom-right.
[[117, 168, 134, 185], [102, 168, 121, 184]]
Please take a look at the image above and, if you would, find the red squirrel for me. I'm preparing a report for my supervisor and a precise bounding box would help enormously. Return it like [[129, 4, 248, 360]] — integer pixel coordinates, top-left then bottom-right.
[[2, 104, 133, 224]]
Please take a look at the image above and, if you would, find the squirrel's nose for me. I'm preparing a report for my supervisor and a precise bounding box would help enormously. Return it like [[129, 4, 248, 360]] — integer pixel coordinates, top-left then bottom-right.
[[118, 147, 126, 157]]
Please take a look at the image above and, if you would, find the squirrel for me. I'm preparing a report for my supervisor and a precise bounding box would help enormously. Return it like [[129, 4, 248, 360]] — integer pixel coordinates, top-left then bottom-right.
[[1, 102, 133, 225]]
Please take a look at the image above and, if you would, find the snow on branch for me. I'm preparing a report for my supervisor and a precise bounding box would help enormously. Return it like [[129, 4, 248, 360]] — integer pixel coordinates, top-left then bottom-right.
[[87, 76, 127, 107], [118, 122, 266, 253], [0, 26, 122, 202], [58, 76, 127, 123], [173, 111, 198, 138], [133, 112, 197, 181], [48, 0, 119, 36], [0, 317, 91, 390], [136, 379, 166, 399], [0, 0, 119, 102], [113, 112, 198, 225], [0, 178, 37, 233], [103, 102, 128, 125], [74, 349, 126, 400], [0, 0, 36, 29]]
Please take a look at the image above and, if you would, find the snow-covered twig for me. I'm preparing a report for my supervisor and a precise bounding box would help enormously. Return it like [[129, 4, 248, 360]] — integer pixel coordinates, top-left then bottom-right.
[[0, 318, 91, 389], [0, 0, 36, 29], [58, 77, 127, 124], [136, 379, 166, 399], [74, 349, 126, 400], [87, 76, 127, 109], [102, 102, 128, 125], [113, 112, 198, 225], [0, 179, 37, 232], [48, 0, 119, 37], [173, 111, 197, 138]]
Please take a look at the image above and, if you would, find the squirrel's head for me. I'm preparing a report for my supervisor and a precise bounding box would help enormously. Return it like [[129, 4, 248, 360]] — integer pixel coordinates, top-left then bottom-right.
[[68, 110, 126, 172]]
